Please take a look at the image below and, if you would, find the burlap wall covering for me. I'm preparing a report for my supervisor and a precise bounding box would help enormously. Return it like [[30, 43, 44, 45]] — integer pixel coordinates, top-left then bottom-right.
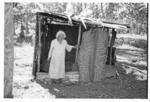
[[78, 28, 109, 82]]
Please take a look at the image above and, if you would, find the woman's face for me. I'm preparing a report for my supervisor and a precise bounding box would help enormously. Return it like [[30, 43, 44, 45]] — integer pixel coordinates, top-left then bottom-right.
[[57, 34, 64, 42]]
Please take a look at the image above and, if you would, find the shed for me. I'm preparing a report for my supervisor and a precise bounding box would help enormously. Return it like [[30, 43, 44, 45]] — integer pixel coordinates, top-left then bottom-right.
[[32, 12, 129, 82]]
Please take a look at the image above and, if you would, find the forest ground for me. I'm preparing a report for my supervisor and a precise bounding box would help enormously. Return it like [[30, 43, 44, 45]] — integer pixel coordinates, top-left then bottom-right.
[[13, 34, 148, 98]]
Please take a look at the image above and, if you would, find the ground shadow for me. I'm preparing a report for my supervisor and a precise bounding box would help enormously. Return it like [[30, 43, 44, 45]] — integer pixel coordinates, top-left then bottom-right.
[[36, 73, 147, 98]]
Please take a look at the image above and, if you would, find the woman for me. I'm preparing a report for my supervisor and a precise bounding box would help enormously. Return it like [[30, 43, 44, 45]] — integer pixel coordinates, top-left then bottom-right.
[[48, 30, 76, 83]]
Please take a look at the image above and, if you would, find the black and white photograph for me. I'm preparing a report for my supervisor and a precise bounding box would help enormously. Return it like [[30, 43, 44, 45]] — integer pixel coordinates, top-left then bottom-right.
[[2, 1, 149, 100]]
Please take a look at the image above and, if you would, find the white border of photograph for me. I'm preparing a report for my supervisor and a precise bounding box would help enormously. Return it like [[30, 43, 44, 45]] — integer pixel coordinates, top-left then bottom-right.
[[0, 0, 149, 102]]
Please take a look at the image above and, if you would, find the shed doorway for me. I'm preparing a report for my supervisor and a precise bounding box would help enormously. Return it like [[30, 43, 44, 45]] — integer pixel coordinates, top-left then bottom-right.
[[39, 24, 79, 73]]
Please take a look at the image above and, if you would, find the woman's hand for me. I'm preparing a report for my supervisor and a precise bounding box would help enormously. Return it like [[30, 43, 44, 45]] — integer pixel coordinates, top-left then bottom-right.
[[73, 45, 78, 49]]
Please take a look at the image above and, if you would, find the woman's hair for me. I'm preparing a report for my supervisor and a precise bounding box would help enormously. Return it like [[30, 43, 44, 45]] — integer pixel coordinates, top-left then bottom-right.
[[56, 30, 66, 38]]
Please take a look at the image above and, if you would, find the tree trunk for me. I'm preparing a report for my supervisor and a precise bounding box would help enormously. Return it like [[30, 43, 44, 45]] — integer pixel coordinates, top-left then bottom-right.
[[25, 11, 29, 34], [13, 16, 16, 35], [4, 3, 14, 98], [101, 3, 104, 18]]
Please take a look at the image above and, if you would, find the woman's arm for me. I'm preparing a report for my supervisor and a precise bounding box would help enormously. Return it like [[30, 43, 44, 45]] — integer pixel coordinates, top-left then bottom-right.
[[65, 40, 76, 52], [48, 40, 54, 59]]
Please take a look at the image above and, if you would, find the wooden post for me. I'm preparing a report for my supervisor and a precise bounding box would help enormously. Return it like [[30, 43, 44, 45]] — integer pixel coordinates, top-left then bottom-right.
[[109, 28, 117, 65], [37, 15, 42, 72], [32, 13, 42, 77], [32, 13, 39, 77], [75, 24, 82, 63], [4, 3, 14, 98], [72, 24, 82, 71]]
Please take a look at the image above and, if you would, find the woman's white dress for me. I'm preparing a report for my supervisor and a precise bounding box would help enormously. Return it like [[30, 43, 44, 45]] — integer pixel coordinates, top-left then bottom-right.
[[48, 39, 73, 79]]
